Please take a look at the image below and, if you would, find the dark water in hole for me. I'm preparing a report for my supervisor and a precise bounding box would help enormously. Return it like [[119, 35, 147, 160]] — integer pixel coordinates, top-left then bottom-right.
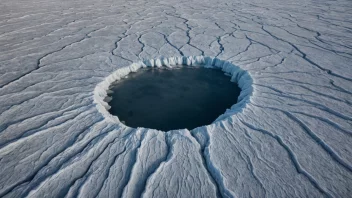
[[108, 67, 241, 131]]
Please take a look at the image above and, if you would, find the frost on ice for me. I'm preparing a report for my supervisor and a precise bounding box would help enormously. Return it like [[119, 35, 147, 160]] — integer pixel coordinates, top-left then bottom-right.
[[0, 0, 351, 197]]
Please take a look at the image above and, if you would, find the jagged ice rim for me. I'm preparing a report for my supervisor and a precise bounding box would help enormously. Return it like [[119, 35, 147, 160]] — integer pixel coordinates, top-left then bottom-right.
[[93, 56, 254, 132]]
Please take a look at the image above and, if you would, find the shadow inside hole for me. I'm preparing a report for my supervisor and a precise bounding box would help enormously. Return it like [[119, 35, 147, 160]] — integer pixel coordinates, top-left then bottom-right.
[[108, 66, 241, 131]]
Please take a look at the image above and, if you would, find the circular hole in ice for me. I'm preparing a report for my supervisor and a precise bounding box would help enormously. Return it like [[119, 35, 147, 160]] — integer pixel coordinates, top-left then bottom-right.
[[94, 56, 253, 132], [107, 66, 240, 131]]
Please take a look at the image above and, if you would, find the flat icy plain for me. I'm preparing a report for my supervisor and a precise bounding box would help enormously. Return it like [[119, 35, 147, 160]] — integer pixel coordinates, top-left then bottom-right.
[[0, 0, 351, 197]]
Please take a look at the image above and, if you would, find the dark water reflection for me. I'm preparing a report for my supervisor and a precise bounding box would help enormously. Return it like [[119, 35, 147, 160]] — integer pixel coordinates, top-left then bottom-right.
[[108, 67, 241, 131]]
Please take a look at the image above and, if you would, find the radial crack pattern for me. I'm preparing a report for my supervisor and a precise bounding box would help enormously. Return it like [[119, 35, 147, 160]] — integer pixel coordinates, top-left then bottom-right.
[[0, 0, 351, 197]]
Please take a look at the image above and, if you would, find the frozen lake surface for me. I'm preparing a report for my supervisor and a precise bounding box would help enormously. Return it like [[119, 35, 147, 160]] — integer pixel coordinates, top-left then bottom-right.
[[0, 0, 351, 197], [108, 67, 241, 131]]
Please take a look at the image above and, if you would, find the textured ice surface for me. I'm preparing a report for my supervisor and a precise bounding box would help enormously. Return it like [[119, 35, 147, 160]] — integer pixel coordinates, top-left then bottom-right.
[[0, 0, 351, 197]]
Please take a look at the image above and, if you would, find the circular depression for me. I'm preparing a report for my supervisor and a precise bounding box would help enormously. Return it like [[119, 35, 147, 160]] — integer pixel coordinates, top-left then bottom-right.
[[94, 56, 253, 132], [107, 67, 241, 131]]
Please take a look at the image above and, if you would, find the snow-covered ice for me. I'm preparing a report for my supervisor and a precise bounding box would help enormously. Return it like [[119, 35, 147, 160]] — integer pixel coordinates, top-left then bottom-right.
[[0, 0, 351, 197]]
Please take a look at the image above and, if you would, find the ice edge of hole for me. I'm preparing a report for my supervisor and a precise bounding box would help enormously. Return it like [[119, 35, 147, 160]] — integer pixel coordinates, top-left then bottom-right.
[[93, 56, 254, 132]]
